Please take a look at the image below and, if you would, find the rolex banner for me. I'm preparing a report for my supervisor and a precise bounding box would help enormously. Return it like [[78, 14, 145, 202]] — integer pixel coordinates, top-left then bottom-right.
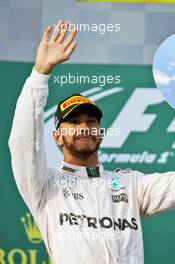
[[1, 61, 175, 264]]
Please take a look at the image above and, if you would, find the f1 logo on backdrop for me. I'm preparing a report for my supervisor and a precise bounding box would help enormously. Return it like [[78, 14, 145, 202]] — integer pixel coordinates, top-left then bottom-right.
[[44, 87, 175, 168]]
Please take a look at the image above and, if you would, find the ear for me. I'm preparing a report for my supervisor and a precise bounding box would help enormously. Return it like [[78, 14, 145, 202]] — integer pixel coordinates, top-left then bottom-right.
[[99, 136, 103, 144], [53, 130, 63, 146]]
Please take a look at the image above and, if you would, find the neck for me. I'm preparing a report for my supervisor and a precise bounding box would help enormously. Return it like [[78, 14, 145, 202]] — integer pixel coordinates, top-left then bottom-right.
[[63, 152, 99, 166]]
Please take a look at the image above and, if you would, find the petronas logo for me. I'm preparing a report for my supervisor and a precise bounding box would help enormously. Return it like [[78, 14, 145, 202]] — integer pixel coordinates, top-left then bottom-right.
[[20, 212, 42, 244]]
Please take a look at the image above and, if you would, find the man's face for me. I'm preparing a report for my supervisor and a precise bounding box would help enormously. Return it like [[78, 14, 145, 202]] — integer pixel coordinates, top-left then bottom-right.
[[55, 112, 102, 158]]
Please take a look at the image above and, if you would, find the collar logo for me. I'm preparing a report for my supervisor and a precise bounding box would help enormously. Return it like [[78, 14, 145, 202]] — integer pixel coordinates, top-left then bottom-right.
[[62, 165, 79, 173], [86, 166, 100, 177]]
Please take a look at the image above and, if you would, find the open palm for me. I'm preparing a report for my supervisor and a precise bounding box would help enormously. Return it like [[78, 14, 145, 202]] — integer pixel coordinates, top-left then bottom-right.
[[35, 20, 77, 74]]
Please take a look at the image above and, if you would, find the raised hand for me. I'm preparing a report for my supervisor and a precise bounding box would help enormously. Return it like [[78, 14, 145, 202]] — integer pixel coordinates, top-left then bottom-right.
[[35, 20, 78, 74]]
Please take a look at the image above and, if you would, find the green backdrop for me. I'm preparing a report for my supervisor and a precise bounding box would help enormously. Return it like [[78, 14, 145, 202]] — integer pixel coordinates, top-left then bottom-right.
[[1, 61, 175, 263]]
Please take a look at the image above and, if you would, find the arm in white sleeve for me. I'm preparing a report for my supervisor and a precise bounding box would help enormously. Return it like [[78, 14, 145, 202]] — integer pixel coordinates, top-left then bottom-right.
[[136, 170, 175, 217], [8, 67, 53, 215]]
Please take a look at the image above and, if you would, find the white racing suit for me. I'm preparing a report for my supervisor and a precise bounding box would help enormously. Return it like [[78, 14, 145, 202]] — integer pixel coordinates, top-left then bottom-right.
[[9, 68, 175, 264]]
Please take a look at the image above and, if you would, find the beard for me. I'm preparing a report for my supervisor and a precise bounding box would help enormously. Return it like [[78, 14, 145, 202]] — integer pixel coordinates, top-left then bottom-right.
[[62, 135, 101, 158]]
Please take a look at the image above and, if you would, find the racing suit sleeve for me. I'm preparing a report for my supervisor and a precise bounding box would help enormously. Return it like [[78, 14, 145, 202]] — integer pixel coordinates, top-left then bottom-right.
[[136, 170, 175, 217], [8, 67, 52, 215]]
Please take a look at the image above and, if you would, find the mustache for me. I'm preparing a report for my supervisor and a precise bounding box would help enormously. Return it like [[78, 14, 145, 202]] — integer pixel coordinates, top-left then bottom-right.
[[73, 129, 97, 141]]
